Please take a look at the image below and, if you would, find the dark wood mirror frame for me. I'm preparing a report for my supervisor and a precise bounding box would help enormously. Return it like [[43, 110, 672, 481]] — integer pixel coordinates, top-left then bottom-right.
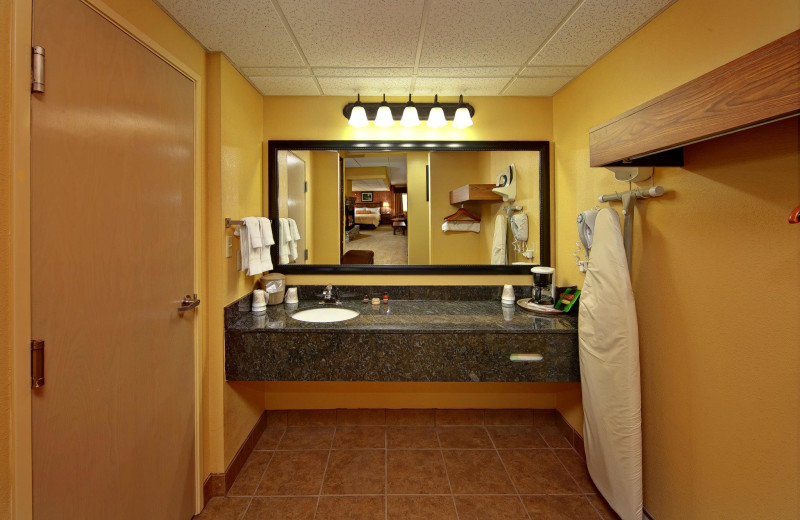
[[267, 140, 550, 274]]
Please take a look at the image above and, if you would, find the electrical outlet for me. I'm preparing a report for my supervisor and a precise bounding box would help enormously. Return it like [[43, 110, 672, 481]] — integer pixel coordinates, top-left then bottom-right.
[[225, 236, 233, 258]]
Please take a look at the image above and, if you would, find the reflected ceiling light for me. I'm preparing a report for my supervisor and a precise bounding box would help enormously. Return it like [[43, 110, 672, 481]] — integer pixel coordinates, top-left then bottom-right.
[[374, 94, 395, 127], [452, 95, 474, 129], [342, 94, 475, 129], [400, 94, 420, 127], [348, 94, 369, 128], [426, 95, 447, 128]]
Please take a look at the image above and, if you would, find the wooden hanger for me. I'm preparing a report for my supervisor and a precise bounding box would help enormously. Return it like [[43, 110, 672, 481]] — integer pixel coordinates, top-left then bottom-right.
[[444, 204, 480, 222]]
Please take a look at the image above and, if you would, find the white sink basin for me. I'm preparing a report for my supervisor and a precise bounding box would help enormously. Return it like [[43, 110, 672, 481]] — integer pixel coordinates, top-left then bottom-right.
[[290, 307, 360, 323]]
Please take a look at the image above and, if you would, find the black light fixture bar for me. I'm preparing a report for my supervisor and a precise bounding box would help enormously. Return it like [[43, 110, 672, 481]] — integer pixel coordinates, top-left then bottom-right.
[[342, 99, 475, 121]]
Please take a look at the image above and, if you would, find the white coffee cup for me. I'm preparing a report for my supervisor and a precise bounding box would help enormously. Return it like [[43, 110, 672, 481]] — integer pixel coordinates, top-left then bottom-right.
[[285, 287, 298, 304], [251, 289, 267, 313], [501, 284, 516, 304]]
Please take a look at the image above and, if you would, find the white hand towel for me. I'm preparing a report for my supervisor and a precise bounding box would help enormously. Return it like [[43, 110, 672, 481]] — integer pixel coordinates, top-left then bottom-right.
[[257, 217, 274, 271], [288, 218, 301, 262], [491, 214, 506, 265], [247, 216, 263, 249], [442, 221, 481, 233], [278, 218, 291, 264], [238, 217, 268, 276], [233, 221, 249, 272]]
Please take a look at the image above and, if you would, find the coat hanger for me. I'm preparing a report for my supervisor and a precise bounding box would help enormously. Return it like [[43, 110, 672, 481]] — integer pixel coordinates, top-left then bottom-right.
[[444, 204, 480, 222]]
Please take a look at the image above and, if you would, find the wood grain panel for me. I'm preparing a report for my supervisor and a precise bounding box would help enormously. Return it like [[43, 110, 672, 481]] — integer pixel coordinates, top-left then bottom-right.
[[449, 184, 502, 204], [590, 30, 800, 166]]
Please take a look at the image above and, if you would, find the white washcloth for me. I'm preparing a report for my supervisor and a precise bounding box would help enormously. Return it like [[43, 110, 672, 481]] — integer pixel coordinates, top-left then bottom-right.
[[491, 214, 506, 265], [278, 218, 291, 264], [257, 217, 274, 271], [442, 221, 481, 233], [288, 218, 301, 262]]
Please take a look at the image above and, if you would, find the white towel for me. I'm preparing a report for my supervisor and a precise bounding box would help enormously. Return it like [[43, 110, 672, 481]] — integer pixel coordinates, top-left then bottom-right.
[[257, 217, 274, 271], [288, 218, 301, 262], [278, 218, 291, 264], [237, 217, 267, 276], [442, 221, 481, 233], [491, 214, 506, 265]]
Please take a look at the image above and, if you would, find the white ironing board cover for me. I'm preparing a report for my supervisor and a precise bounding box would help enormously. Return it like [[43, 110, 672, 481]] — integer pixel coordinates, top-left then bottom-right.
[[578, 208, 643, 520]]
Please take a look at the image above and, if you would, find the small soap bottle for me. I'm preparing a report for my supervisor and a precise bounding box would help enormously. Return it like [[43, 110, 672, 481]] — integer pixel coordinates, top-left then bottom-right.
[[382, 292, 389, 304]]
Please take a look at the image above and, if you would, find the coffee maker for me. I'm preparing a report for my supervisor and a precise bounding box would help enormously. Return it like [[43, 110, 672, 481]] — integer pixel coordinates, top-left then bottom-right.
[[531, 267, 555, 307]]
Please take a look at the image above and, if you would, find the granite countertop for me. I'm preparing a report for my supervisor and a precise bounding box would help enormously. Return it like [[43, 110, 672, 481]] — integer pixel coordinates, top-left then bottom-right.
[[226, 299, 578, 334]]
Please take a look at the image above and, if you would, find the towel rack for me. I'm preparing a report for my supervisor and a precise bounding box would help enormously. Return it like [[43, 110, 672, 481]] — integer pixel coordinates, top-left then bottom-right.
[[225, 218, 244, 228]]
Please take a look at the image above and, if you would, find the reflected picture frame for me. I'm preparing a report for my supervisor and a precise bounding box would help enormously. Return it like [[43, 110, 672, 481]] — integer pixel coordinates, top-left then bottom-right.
[[361, 192, 373, 202]]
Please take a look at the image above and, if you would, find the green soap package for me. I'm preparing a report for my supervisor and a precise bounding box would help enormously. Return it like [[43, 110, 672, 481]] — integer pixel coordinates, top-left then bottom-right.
[[554, 288, 581, 312]]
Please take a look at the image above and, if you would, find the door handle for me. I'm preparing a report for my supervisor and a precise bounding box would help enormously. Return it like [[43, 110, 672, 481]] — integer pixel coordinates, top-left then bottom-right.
[[178, 294, 200, 312]]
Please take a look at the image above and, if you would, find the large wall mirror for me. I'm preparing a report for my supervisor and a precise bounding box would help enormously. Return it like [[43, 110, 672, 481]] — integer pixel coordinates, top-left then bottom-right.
[[267, 141, 550, 274]]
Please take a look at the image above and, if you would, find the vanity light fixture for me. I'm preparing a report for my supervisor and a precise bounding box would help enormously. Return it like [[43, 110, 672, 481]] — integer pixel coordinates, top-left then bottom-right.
[[374, 94, 395, 127], [347, 94, 369, 128], [400, 94, 420, 127], [452, 95, 474, 129], [426, 95, 447, 128], [343, 94, 475, 128]]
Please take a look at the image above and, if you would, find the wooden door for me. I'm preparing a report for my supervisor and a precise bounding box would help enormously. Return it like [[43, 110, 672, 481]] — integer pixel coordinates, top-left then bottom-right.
[[287, 151, 307, 264], [30, 0, 197, 518]]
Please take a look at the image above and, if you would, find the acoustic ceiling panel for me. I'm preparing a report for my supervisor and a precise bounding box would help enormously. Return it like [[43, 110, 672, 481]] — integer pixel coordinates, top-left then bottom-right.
[[156, 0, 303, 67], [529, 0, 675, 66], [414, 77, 511, 96], [418, 67, 519, 77], [318, 77, 414, 96], [521, 65, 587, 77], [241, 67, 310, 76], [504, 76, 575, 96], [313, 67, 415, 77], [250, 76, 321, 96], [418, 0, 577, 67], [278, 0, 425, 67]]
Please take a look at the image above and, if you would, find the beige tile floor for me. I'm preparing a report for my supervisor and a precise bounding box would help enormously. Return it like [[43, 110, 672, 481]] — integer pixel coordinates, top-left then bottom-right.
[[194, 410, 621, 520]]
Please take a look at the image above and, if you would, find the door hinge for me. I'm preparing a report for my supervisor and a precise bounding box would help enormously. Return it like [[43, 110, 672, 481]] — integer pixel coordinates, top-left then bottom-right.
[[304, 181, 308, 193], [31, 340, 45, 388], [304, 249, 308, 261], [31, 46, 45, 93]]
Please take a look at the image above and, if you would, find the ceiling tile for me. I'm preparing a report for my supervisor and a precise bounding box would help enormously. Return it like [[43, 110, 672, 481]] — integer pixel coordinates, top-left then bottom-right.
[[317, 77, 413, 96], [520, 65, 587, 77], [503, 76, 574, 96], [156, 0, 303, 67], [313, 67, 414, 77], [249, 76, 321, 96], [419, 0, 577, 67], [529, 0, 675, 66], [413, 77, 510, 96], [242, 67, 310, 76], [418, 67, 519, 77], [278, 0, 425, 67]]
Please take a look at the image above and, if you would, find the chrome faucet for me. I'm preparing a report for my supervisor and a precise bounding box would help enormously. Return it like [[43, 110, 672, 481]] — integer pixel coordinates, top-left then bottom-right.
[[321, 284, 338, 304]]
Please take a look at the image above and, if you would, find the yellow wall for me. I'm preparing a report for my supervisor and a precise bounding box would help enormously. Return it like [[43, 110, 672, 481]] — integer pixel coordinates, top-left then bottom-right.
[[552, 0, 799, 516], [310, 151, 340, 264], [429, 152, 484, 264], [1, 0, 13, 514], [207, 54, 267, 469], [406, 152, 430, 264]]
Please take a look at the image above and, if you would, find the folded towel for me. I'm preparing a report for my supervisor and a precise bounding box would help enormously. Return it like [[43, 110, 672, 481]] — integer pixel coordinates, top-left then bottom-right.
[[491, 214, 506, 265], [288, 218, 301, 262], [442, 221, 481, 233], [237, 217, 268, 276], [257, 217, 274, 271], [278, 218, 291, 264]]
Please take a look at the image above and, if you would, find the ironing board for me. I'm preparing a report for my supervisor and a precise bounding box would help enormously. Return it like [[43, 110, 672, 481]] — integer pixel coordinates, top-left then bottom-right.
[[578, 208, 643, 520]]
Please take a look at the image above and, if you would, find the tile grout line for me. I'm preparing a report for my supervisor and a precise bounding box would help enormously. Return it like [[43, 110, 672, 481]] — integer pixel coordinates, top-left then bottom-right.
[[311, 426, 337, 520], [487, 425, 532, 520], [435, 428, 461, 520], [550, 447, 603, 518]]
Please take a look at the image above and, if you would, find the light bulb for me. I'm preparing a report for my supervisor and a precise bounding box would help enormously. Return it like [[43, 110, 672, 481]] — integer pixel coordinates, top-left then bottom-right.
[[348, 94, 369, 128], [374, 94, 395, 127], [426, 95, 447, 128], [452, 95, 473, 129], [400, 94, 420, 127]]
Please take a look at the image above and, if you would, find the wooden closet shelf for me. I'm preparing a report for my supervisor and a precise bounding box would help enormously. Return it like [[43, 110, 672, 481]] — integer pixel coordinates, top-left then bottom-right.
[[449, 184, 503, 204]]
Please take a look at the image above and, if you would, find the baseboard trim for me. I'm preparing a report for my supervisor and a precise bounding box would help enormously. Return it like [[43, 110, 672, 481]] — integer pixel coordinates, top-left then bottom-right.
[[202, 411, 269, 507]]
